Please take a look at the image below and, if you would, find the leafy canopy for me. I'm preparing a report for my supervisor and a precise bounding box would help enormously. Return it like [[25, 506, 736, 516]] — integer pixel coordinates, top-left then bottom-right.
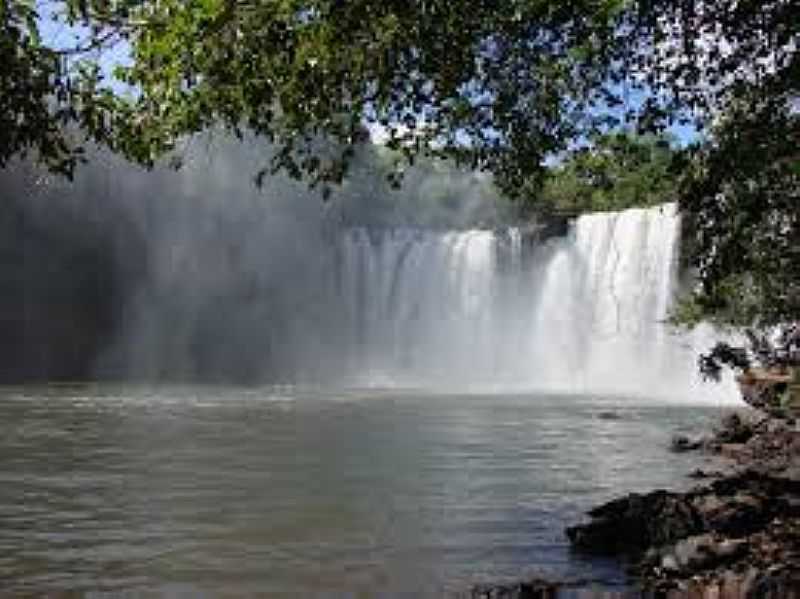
[[0, 1, 713, 186], [538, 132, 679, 214], [676, 85, 799, 329], [5, 1, 794, 190]]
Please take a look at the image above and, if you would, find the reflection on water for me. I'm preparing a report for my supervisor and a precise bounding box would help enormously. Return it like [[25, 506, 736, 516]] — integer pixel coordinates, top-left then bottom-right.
[[0, 386, 723, 596]]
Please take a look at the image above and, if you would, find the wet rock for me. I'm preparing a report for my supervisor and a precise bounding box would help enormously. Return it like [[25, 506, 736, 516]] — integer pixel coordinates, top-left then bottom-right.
[[470, 578, 560, 598], [566, 411, 800, 597], [713, 537, 748, 561], [567, 490, 704, 554], [597, 411, 623, 420], [660, 553, 680, 573], [654, 534, 747, 577], [777, 494, 800, 517], [672, 434, 707, 452], [691, 493, 724, 515], [715, 412, 758, 444], [775, 464, 800, 489], [699, 492, 771, 536], [718, 443, 748, 460], [672, 534, 717, 570], [766, 418, 793, 435], [748, 568, 800, 599]]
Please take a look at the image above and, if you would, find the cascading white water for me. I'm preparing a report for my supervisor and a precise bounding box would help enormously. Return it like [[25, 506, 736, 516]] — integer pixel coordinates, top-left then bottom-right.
[[337, 228, 500, 383], [334, 203, 737, 402], [99, 181, 737, 402]]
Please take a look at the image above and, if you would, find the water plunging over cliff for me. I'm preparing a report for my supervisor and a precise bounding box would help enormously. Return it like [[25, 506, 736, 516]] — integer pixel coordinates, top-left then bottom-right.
[[99, 195, 732, 401], [332, 204, 725, 400]]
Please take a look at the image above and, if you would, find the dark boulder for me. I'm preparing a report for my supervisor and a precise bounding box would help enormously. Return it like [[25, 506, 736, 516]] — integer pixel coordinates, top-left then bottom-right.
[[566, 490, 704, 554], [671, 434, 707, 452], [470, 578, 560, 598], [699, 492, 770, 536], [714, 412, 759, 444]]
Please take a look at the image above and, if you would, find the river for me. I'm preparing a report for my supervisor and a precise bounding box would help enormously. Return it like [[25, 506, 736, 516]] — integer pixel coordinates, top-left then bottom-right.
[[0, 385, 726, 596]]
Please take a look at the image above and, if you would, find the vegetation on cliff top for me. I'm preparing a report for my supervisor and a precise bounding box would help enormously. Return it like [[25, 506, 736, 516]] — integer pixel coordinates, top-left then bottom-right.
[[538, 132, 680, 214]]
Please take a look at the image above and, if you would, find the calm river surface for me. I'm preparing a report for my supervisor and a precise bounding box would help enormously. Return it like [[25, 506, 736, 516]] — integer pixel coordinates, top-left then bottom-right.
[[0, 385, 728, 596]]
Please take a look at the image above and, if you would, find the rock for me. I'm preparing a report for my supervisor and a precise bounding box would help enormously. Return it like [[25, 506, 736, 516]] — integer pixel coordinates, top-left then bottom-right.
[[672, 434, 706, 452], [566, 410, 800, 597], [657, 534, 747, 575], [688, 468, 727, 480], [660, 553, 680, 572], [719, 443, 748, 460], [692, 493, 725, 516], [766, 418, 792, 435], [596, 411, 623, 420], [714, 537, 748, 561], [470, 578, 560, 598], [567, 490, 704, 554], [777, 494, 800, 517], [697, 492, 770, 536], [472, 577, 630, 598], [714, 411, 762, 444], [673, 534, 715, 570], [747, 567, 800, 598], [773, 464, 800, 490]]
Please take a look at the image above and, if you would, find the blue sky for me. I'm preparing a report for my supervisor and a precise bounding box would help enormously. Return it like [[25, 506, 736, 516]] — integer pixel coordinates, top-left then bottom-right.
[[38, 3, 132, 91]]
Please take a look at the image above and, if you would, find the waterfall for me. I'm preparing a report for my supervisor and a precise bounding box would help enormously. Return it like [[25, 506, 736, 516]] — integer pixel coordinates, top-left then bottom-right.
[[6, 146, 734, 400], [332, 204, 736, 402], [93, 182, 736, 402]]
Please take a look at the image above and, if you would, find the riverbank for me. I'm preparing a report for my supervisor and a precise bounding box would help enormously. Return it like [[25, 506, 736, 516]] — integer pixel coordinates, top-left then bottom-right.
[[469, 409, 800, 598], [564, 409, 800, 597]]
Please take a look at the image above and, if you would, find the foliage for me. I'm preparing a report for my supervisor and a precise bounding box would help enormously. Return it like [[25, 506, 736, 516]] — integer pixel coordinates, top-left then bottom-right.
[[679, 90, 799, 381], [0, 0, 135, 175], [537, 132, 679, 214], [676, 97, 799, 328], [85, 0, 800, 199], [1, 0, 74, 174], [3, 1, 794, 190], [659, 0, 798, 330], [100, 0, 635, 198]]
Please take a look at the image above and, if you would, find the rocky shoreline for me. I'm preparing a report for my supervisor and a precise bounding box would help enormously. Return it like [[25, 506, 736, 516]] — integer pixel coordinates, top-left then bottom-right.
[[472, 410, 800, 598], [569, 410, 800, 597]]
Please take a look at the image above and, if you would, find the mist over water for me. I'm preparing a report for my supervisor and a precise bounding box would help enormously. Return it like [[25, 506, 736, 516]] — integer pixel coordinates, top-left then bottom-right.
[[2, 136, 737, 403]]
